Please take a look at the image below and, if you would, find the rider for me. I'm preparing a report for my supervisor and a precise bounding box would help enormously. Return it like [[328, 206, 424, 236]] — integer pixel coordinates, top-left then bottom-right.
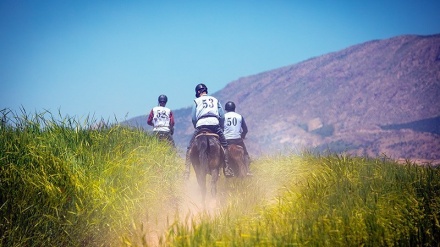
[[184, 83, 235, 178], [147, 94, 175, 146], [224, 101, 252, 176]]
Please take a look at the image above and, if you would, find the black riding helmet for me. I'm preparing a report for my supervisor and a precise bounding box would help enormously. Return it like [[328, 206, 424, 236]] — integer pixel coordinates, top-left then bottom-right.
[[195, 83, 208, 97], [225, 101, 236, 112], [158, 94, 168, 104]]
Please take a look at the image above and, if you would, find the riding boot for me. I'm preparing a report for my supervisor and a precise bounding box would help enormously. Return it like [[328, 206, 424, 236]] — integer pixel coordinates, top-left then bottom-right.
[[223, 148, 234, 178], [184, 148, 191, 180]]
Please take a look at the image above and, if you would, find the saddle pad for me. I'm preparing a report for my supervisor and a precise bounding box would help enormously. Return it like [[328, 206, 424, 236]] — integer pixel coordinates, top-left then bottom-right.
[[195, 132, 219, 139]]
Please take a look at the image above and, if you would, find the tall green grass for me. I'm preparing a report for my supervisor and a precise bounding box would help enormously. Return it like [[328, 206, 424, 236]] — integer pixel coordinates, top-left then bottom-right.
[[1, 109, 439, 246], [0, 109, 183, 246], [165, 154, 440, 246]]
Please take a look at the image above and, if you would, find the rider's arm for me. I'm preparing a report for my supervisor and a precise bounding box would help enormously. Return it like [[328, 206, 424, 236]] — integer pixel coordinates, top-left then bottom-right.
[[191, 103, 197, 128], [147, 109, 154, 126], [241, 116, 248, 139], [169, 110, 175, 128], [169, 110, 175, 134], [217, 101, 225, 128]]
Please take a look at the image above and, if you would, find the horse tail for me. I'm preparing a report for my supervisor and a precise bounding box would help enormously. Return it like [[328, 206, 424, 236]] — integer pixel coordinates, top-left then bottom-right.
[[198, 135, 209, 171]]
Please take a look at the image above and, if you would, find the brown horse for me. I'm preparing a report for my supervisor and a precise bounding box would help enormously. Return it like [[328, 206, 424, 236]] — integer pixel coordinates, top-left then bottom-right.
[[228, 144, 247, 177], [189, 129, 223, 204], [154, 131, 175, 147]]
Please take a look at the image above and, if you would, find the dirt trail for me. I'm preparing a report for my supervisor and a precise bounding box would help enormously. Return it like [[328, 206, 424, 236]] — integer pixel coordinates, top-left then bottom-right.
[[143, 177, 221, 246]]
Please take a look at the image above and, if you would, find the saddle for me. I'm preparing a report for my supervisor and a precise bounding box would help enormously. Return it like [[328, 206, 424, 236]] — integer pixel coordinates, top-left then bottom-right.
[[195, 128, 219, 139], [193, 128, 226, 156], [227, 139, 244, 149]]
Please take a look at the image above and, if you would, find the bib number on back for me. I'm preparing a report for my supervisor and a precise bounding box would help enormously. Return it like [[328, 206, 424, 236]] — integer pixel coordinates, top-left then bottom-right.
[[202, 99, 214, 108], [226, 117, 238, 126]]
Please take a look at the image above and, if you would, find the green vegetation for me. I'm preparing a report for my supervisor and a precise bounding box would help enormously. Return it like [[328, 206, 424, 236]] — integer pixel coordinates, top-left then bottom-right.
[[1, 109, 439, 246], [1, 109, 183, 246], [166, 154, 439, 246]]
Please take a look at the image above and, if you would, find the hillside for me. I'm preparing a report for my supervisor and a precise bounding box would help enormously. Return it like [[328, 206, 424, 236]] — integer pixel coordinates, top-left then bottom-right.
[[125, 34, 440, 163]]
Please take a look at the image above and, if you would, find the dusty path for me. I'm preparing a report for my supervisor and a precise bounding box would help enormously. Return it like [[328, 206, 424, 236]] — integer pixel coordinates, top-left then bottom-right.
[[143, 176, 222, 246]]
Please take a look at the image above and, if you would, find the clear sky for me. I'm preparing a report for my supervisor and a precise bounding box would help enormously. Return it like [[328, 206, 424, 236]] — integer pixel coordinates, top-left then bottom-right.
[[1, 0, 439, 122]]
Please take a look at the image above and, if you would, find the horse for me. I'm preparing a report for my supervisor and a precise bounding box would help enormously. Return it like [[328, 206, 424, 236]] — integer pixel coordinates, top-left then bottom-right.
[[154, 131, 175, 147], [227, 144, 248, 177], [188, 129, 223, 205]]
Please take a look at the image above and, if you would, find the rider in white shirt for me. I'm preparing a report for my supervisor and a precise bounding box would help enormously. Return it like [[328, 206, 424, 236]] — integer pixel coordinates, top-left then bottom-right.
[[147, 94, 175, 146], [184, 83, 234, 178], [224, 101, 252, 176]]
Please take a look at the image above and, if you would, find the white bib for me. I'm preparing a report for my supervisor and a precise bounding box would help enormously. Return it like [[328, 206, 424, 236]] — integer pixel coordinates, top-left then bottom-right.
[[224, 112, 243, 139], [151, 106, 171, 131], [194, 95, 220, 127]]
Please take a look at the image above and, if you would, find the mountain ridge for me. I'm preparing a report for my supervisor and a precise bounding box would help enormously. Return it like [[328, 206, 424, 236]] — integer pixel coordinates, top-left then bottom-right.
[[125, 34, 440, 164]]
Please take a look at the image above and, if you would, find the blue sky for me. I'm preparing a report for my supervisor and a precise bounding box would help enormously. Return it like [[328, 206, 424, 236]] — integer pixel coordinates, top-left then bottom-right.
[[1, 0, 439, 122]]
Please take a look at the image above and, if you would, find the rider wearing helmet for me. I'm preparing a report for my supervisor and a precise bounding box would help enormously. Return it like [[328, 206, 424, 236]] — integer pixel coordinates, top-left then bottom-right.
[[147, 94, 175, 146], [224, 101, 252, 176], [184, 83, 234, 178]]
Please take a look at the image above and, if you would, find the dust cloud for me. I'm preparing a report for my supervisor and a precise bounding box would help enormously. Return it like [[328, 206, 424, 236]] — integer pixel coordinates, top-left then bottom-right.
[[141, 176, 225, 246]]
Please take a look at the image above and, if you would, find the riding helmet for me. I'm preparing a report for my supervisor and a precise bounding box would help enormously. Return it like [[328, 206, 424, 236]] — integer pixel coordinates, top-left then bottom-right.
[[225, 101, 236, 111], [195, 83, 208, 97], [158, 94, 168, 104]]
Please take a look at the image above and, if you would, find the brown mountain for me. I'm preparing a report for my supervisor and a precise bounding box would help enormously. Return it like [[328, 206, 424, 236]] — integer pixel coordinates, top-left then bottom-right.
[[125, 34, 440, 164]]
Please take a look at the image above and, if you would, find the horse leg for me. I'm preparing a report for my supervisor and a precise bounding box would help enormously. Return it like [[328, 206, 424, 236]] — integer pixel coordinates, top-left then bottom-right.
[[210, 168, 219, 198], [241, 152, 247, 177], [195, 168, 207, 206]]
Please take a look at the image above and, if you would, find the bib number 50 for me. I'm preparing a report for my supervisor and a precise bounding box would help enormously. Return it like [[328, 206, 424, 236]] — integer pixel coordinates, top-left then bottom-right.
[[226, 117, 237, 126]]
